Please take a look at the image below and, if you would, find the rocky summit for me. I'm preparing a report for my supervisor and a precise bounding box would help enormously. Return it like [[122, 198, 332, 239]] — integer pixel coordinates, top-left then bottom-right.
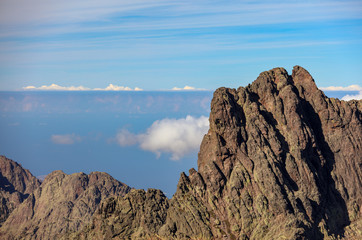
[[0, 66, 361, 239], [0, 164, 131, 240]]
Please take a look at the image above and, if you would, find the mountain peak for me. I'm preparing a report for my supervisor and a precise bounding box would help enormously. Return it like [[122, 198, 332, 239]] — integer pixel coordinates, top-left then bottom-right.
[[175, 66, 362, 239]]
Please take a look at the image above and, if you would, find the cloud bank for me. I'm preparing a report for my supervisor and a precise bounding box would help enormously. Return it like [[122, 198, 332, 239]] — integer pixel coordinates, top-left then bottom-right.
[[116, 115, 209, 160], [171, 86, 206, 91], [94, 84, 143, 91], [51, 133, 81, 145], [24, 84, 90, 91], [23, 84, 143, 91], [342, 91, 362, 101], [23, 83, 209, 91], [320, 85, 362, 91]]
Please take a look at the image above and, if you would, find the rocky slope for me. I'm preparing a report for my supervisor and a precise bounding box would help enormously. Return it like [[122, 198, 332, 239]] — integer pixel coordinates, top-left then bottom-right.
[[0, 156, 40, 226], [75, 66, 361, 239], [0, 170, 131, 239], [67, 188, 169, 240]]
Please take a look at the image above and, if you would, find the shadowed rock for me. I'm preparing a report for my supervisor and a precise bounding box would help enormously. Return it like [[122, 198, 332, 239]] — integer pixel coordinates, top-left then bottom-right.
[[0, 156, 40, 226]]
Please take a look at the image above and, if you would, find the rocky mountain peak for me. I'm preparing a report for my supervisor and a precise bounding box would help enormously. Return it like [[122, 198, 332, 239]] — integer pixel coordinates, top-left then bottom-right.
[[173, 66, 361, 239]]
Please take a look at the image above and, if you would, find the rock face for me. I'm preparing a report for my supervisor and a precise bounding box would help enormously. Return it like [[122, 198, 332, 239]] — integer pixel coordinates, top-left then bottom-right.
[[69, 188, 169, 240], [0, 156, 40, 226], [0, 170, 131, 240]]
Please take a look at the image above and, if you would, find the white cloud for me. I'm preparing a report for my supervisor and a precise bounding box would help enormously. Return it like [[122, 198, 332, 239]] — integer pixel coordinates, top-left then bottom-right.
[[116, 129, 139, 146], [115, 115, 209, 160], [320, 85, 362, 91], [342, 91, 362, 101], [172, 86, 206, 91], [24, 84, 90, 91], [94, 84, 131, 91], [23, 86, 36, 90], [23, 84, 143, 91], [94, 84, 143, 91], [172, 85, 195, 91], [51, 133, 81, 145]]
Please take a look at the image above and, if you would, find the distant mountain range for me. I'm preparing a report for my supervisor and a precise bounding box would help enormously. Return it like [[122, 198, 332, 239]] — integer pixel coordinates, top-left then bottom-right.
[[0, 66, 361, 239]]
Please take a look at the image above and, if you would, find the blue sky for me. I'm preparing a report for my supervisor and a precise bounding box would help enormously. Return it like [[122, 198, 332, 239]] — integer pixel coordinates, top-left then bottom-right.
[[0, 91, 212, 196], [0, 1, 362, 196], [0, 0, 362, 91]]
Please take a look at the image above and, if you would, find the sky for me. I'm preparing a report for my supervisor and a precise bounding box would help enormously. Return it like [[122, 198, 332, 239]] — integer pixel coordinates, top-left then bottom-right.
[[0, 1, 362, 197], [0, 91, 212, 197], [0, 0, 361, 91]]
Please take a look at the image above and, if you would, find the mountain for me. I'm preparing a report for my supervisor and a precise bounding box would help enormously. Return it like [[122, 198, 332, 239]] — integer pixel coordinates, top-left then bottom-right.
[[0, 156, 40, 226], [0, 169, 131, 239], [73, 66, 362, 240], [0, 66, 361, 239]]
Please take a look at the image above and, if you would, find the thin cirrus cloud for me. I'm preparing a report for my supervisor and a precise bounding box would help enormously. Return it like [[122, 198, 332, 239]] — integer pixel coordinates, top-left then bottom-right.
[[23, 84, 143, 91], [51, 133, 81, 145], [1, 1, 361, 37], [116, 115, 209, 160]]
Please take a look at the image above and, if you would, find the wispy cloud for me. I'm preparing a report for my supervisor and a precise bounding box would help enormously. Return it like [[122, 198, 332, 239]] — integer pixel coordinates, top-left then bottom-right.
[[1, 1, 361, 38], [320, 85, 362, 91], [116, 129, 139, 146], [115, 115, 209, 160], [23, 84, 142, 91], [342, 91, 362, 101], [51, 133, 81, 145]]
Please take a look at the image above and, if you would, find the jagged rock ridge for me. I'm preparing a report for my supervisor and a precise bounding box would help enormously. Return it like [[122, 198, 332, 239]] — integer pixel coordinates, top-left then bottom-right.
[[0, 168, 131, 240]]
